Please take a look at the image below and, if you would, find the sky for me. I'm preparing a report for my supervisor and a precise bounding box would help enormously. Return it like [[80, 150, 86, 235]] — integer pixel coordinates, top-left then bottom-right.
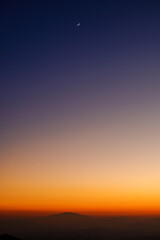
[[1, 0, 160, 216]]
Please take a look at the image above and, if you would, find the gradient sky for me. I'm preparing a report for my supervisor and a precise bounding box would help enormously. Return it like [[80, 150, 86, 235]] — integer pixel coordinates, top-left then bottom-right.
[[1, 0, 160, 216]]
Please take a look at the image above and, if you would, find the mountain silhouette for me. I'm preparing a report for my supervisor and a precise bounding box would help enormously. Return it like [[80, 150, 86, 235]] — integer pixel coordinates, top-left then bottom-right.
[[53, 212, 80, 215], [44, 212, 90, 221], [41, 212, 92, 230]]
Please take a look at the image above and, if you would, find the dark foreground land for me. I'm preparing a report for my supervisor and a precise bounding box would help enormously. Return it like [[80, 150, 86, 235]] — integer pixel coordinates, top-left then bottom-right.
[[1, 212, 160, 240]]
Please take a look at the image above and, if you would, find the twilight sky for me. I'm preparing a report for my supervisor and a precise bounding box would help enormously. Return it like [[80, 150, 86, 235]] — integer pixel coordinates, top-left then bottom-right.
[[1, 0, 160, 215]]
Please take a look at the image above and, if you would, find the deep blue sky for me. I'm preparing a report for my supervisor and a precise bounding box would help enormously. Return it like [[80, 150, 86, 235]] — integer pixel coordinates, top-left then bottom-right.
[[2, 1, 160, 215], [1, 0, 160, 135]]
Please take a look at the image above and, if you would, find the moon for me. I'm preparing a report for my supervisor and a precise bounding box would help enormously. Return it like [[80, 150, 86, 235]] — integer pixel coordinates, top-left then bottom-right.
[[76, 23, 80, 27]]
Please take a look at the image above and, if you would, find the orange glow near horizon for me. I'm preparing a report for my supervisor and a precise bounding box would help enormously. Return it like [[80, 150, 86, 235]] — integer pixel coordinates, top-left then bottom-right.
[[2, 0, 160, 222], [1, 109, 160, 217], [1, 185, 160, 216]]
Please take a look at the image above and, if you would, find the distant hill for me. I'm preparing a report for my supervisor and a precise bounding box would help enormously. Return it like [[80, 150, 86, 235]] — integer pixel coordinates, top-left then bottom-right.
[[42, 212, 91, 229], [46, 212, 89, 219]]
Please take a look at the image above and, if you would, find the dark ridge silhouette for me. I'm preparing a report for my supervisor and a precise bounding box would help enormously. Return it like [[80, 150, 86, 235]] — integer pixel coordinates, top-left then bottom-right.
[[0, 234, 22, 240], [1, 213, 160, 239]]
